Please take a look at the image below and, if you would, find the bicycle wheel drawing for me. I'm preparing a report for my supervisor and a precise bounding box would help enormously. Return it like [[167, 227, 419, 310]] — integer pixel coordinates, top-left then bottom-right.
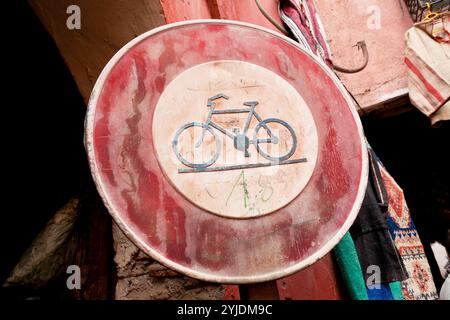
[[254, 118, 297, 162], [172, 122, 221, 168]]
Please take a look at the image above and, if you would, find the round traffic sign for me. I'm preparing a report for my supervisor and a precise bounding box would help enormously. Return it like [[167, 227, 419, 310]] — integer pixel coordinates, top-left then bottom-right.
[[85, 20, 368, 283]]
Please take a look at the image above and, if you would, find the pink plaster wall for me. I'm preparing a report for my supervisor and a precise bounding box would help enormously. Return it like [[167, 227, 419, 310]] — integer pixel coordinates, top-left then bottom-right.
[[214, 0, 284, 32], [314, 0, 413, 109], [160, 0, 413, 110], [160, 0, 213, 23]]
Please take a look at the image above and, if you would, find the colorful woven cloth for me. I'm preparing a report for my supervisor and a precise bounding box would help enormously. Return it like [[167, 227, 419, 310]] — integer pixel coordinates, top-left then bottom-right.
[[380, 166, 439, 300]]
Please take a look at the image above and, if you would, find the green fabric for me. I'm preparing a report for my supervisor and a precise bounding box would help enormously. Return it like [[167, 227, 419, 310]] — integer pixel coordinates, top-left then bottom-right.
[[333, 232, 368, 300], [389, 281, 405, 300]]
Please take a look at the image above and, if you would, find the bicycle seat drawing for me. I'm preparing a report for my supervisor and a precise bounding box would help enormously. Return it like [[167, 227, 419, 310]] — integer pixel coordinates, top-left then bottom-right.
[[172, 93, 300, 170]]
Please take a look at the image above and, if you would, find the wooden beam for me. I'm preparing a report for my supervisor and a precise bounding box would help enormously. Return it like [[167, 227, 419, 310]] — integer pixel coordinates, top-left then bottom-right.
[[360, 94, 413, 119], [69, 190, 114, 300], [240, 281, 280, 300], [276, 253, 347, 300]]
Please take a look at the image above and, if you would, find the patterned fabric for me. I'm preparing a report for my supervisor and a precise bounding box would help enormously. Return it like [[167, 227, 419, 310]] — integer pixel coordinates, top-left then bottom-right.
[[380, 166, 439, 300]]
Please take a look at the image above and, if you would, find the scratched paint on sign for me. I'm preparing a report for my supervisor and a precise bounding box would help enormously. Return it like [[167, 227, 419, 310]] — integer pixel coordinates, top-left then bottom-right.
[[87, 21, 367, 282]]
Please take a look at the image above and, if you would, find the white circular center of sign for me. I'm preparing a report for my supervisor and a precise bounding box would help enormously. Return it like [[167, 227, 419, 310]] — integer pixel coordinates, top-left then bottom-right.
[[153, 60, 318, 219]]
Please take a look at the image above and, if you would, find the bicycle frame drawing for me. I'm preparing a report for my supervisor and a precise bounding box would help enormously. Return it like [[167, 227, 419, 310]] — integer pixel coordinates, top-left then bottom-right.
[[196, 93, 279, 156], [172, 93, 301, 170]]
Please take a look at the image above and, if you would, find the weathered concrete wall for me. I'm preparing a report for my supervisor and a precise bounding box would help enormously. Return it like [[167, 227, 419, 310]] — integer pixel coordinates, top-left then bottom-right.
[[28, 0, 166, 101], [315, 0, 413, 109], [113, 224, 225, 300]]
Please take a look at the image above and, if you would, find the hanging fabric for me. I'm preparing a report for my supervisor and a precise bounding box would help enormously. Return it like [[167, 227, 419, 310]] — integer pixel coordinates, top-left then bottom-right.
[[349, 147, 409, 285], [333, 232, 369, 300], [379, 163, 439, 300], [276, 0, 439, 300], [279, 0, 333, 67], [405, 13, 450, 126], [277, 0, 368, 73], [417, 12, 450, 43], [334, 231, 405, 300]]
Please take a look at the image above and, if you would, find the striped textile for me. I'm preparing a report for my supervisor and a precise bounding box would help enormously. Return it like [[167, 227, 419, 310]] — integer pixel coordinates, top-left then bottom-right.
[[279, 0, 332, 67], [418, 14, 450, 43], [405, 17, 450, 125]]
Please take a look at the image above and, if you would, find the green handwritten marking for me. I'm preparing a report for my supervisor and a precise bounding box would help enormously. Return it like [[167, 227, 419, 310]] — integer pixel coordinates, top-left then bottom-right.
[[226, 170, 250, 208], [258, 175, 274, 202], [241, 171, 250, 208]]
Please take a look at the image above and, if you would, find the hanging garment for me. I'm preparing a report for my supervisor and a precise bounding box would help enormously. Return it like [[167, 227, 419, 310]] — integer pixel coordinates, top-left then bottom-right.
[[334, 232, 405, 300], [366, 281, 404, 300], [405, 15, 450, 126], [417, 14, 450, 43], [440, 274, 450, 300], [333, 232, 369, 300], [278, 0, 437, 300], [279, 0, 332, 67], [389, 281, 406, 300], [350, 148, 408, 284], [380, 165, 439, 300], [367, 283, 394, 300]]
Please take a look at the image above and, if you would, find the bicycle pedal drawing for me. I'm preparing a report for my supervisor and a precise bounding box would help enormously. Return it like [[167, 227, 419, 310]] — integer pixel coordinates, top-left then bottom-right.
[[172, 93, 307, 173]]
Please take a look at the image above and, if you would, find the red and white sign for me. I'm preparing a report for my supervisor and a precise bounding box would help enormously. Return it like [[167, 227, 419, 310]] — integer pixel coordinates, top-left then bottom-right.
[[85, 20, 368, 283]]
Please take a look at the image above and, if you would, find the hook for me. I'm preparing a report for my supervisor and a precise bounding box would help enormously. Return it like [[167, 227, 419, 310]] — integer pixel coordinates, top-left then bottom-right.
[[332, 41, 369, 74], [255, 0, 369, 73]]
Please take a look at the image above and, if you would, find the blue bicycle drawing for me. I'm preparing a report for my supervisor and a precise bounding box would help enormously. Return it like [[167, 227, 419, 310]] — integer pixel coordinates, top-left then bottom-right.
[[172, 93, 298, 169]]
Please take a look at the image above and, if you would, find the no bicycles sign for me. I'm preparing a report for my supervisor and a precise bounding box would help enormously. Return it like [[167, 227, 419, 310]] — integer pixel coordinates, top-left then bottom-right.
[[85, 20, 368, 283]]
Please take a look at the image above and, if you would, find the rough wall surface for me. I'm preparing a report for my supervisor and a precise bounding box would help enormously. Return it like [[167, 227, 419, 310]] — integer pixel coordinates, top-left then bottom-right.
[[315, 0, 413, 109], [28, 0, 166, 102], [113, 224, 225, 300]]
